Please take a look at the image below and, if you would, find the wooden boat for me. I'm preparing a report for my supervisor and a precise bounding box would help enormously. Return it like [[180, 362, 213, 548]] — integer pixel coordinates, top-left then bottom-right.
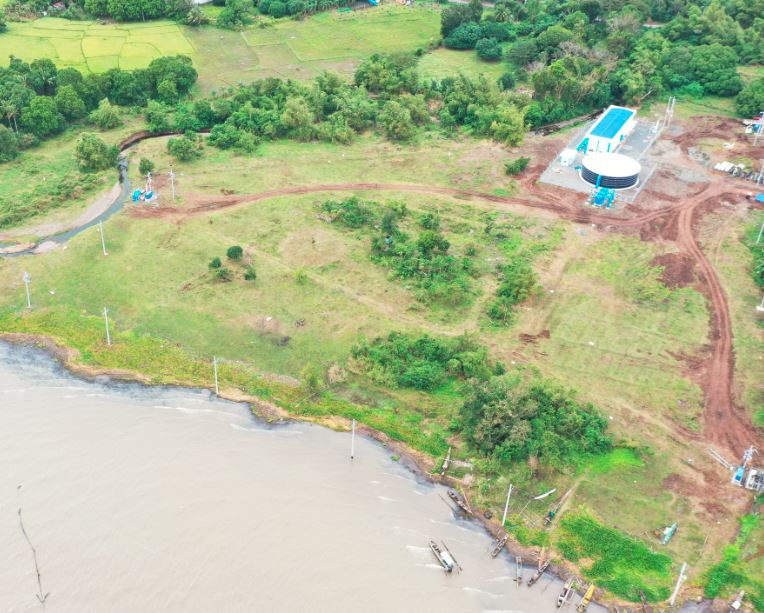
[[527, 560, 550, 586], [576, 585, 596, 612], [447, 489, 471, 514], [429, 540, 456, 573], [490, 533, 508, 558], [557, 578, 574, 608]]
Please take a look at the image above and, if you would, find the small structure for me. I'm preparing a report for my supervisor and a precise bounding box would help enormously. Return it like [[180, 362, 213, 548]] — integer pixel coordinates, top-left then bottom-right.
[[579, 105, 637, 154], [560, 149, 577, 167], [581, 153, 641, 189]]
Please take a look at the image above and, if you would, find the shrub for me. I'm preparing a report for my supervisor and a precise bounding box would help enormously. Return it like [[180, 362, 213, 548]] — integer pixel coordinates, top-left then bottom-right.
[[227, 245, 244, 260], [497, 71, 516, 91], [504, 156, 531, 175], [215, 267, 232, 281], [476, 38, 502, 61], [209, 257, 222, 269], [74, 133, 119, 172], [0, 126, 19, 163], [89, 98, 122, 130], [269, 1, 287, 17], [167, 134, 201, 161], [444, 22, 482, 49], [139, 158, 155, 176], [244, 265, 257, 281]]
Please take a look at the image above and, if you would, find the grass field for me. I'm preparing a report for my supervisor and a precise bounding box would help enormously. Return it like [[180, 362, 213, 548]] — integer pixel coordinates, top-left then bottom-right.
[[0, 6, 441, 91], [417, 47, 507, 81]]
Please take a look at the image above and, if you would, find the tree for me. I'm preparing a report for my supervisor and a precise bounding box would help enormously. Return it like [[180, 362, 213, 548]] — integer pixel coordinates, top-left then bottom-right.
[[476, 38, 502, 61], [440, 4, 473, 37], [689, 44, 743, 96], [139, 157, 155, 175], [487, 104, 526, 146], [75, 133, 119, 171], [227, 245, 244, 260], [444, 23, 482, 49], [167, 133, 201, 161], [55, 85, 86, 120], [498, 71, 516, 91], [536, 25, 574, 52], [89, 98, 122, 129], [736, 78, 764, 117], [379, 101, 416, 141], [209, 257, 222, 269], [269, 0, 286, 17], [217, 0, 252, 28], [0, 125, 19, 163], [505, 39, 539, 67], [157, 78, 178, 104], [0, 14, 8, 33], [27, 58, 58, 95], [185, 6, 209, 25], [21, 96, 64, 137], [280, 96, 313, 140]]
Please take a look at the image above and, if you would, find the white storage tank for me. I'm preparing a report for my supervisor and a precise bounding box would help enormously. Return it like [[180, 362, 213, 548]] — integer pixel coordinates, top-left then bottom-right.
[[581, 152, 641, 189]]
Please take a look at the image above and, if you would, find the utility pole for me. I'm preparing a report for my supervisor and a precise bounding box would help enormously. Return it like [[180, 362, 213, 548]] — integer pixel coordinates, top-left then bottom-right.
[[756, 215, 764, 244], [168, 166, 176, 202], [22, 272, 31, 309], [213, 357, 219, 395], [350, 419, 356, 460], [757, 295, 764, 313], [669, 562, 688, 607], [98, 220, 108, 256], [103, 308, 111, 346], [501, 483, 513, 527]]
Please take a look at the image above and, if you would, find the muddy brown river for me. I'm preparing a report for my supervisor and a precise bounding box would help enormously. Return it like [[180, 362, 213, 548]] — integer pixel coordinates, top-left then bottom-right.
[[0, 342, 612, 613]]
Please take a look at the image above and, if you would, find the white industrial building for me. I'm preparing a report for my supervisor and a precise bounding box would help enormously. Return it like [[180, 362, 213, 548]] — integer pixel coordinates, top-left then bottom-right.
[[579, 105, 637, 154]]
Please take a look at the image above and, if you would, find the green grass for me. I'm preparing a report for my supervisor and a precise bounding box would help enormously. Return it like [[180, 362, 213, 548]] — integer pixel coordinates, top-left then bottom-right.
[[584, 448, 645, 475], [0, 119, 140, 235], [556, 514, 674, 602], [417, 47, 507, 82], [0, 6, 441, 92]]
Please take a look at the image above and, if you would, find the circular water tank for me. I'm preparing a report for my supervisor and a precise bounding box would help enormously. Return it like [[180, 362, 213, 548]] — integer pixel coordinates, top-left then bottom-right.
[[581, 153, 641, 189]]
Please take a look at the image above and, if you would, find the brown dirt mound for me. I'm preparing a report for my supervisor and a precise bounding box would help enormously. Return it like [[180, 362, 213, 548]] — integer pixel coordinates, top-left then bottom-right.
[[519, 329, 550, 344], [652, 252, 696, 289]]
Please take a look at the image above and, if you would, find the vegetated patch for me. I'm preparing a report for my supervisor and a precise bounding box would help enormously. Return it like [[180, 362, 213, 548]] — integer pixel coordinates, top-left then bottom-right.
[[320, 196, 479, 308], [745, 215, 764, 291], [584, 447, 645, 475], [459, 370, 612, 470], [703, 514, 764, 610], [350, 331, 501, 392], [556, 514, 673, 602]]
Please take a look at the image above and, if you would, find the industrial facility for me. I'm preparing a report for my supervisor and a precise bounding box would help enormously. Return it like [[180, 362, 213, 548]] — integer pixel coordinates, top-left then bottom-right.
[[578, 105, 637, 154], [581, 152, 642, 190]]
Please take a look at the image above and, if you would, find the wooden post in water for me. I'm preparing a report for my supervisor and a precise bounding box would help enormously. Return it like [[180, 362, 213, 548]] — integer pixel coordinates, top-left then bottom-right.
[[350, 419, 356, 460], [515, 556, 522, 586]]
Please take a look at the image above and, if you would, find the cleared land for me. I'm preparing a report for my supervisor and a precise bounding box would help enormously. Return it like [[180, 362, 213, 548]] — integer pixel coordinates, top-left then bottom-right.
[[2, 116, 762, 599], [0, 6, 441, 91]]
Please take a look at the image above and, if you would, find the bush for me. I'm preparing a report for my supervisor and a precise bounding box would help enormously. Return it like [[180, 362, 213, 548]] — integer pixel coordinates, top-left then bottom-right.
[[444, 22, 482, 49], [167, 133, 201, 161], [497, 71, 516, 91], [736, 78, 764, 118], [0, 126, 19, 163], [139, 158, 155, 176], [209, 257, 222, 269], [244, 265, 257, 281], [227, 245, 244, 260], [215, 267, 232, 281], [269, 1, 287, 17], [89, 98, 122, 130], [460, 374, 612, 467], [476, 38, 502, 61], [352, 332, 498, 391], [74, 133, 119, 172], [504, 156, 530, 175]]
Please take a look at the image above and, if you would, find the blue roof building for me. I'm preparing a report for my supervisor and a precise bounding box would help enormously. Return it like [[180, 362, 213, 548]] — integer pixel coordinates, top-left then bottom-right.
[[581, 105, 637, 154]]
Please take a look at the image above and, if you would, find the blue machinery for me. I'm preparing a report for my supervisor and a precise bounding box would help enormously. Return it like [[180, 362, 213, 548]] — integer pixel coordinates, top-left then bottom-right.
[[589, 187, 615, 208]]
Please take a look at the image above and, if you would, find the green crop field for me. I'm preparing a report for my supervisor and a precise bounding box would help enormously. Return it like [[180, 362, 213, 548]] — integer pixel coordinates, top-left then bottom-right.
[[417, 47, 507, 81], [0, 6, 440, 91]]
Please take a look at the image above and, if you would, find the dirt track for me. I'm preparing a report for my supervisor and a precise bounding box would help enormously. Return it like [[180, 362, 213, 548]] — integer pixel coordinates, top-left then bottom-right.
[[129, 176, 761, 454]]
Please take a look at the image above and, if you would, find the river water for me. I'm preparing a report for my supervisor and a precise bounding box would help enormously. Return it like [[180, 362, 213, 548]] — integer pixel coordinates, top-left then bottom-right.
[[0, 342, 610, 613]]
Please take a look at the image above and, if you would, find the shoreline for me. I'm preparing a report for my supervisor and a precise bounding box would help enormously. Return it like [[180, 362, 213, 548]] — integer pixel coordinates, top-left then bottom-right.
[[0, 332, 710, 612]]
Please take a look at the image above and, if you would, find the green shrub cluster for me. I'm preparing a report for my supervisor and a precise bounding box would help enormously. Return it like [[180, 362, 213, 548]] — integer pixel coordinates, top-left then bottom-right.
[[351, 332, 501, 391], [746, 218, 764, 290], [556, 514, 673, 602], [460, 372, 612, 467]]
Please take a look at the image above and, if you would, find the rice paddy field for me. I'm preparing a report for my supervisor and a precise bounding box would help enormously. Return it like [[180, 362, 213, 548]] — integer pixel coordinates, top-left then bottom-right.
[[0, 5, 441, 91]]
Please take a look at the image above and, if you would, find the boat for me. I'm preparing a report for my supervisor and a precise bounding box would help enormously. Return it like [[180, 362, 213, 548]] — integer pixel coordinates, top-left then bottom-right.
[[447, 489, 471, 514], [557, 578, 574, 607], [576, 584, 596, 612], [490, 533, 508, 558], [429, 540, 456, 573], [527, 560, 550, 586]]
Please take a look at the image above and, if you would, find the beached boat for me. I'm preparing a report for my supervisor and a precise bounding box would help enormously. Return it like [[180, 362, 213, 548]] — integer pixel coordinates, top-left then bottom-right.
[[557, 578, 574, 607], [528, 560, 550, 586], [447, 489, 471, 514], [490, 533, 508, 558]]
